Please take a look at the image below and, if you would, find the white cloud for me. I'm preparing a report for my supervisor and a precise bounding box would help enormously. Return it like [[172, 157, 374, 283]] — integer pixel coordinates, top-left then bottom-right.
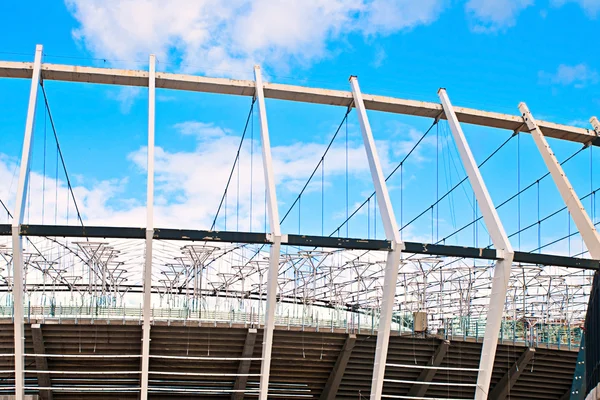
[[0, 119, 430, 238], [65, 0, 446, 76], [388, 122, 436, 164], [552, 0, 600, 17], [465, 0, 533, 32], [107, 87, 141, 114], [360, 0, 446, 35], [539, 64, 599, 88], [173, 121, 229, 138]]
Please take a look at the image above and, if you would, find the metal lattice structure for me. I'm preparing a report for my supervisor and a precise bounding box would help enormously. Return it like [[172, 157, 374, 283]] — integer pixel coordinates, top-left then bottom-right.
[[0, 44, 599, 399]]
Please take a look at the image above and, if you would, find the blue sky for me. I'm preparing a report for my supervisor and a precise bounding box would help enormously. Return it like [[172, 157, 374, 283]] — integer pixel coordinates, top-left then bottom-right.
[[0, 0, 599, 256]]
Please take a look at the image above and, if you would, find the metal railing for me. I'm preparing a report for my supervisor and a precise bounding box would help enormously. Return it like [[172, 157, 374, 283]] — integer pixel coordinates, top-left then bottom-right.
[[0, 304, 582, 348]]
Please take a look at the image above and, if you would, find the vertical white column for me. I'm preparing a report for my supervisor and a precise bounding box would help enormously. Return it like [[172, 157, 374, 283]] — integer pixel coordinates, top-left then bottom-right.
[[254, 66, 283, 400], [439, 89, 515, 400], [12, 44, 43, 399], [140, 54, 156, 400], [349, 76, 404, 400], [519, 104, 600, 260]]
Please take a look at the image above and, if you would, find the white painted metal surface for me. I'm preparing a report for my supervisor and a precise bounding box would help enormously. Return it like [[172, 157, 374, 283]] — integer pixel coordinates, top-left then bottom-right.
[[254, 65, 283, 400], [591, 116, 600, 136], [0, 60, 595, 144], [439, 89, 515, 400], [140, 54, 156, 400], [12, 44, 43, 399], [520, 103, 600, 260], [349, 76, 404, 400]]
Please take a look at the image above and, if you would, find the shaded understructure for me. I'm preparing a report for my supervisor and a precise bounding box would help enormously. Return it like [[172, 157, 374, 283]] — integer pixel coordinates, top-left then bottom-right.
[[0, 320, 580, 399]]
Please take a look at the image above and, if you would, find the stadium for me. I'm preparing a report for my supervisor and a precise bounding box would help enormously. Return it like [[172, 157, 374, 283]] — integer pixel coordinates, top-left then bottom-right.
[[0, 43, 598, 400]]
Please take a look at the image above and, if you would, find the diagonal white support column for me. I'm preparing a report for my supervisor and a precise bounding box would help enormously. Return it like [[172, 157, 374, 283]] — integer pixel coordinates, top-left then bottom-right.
[[254, 65, 283, 400], [349, 76, 404, 400], [520, 104, 600, 260], [591, 116, 600, 137], [12, 44, 43, 400], [439, 89, 514, 400], [140, 54, 156, 400]]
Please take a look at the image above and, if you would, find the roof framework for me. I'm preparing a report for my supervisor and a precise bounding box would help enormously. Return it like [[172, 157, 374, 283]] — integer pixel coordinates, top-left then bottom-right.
[[1, 51, 599, 399]]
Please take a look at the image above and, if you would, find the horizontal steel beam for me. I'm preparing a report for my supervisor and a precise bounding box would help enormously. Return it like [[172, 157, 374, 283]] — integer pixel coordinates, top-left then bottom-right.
[[155, 228, 268, 244], [513, 250, 599, 270], [1, 224, 598, 269], [403, 241, 497, 259], [0, 61, 597, 145], [20, 224, 145, 239], [287, 234, 391, 250]]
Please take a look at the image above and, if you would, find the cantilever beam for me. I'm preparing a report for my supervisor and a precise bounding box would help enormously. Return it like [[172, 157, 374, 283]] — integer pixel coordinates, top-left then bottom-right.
[[0, 60, 597, 145]]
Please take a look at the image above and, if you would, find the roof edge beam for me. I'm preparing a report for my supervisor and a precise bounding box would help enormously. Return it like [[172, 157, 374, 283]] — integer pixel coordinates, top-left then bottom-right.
[[0, 60, 596, 145]]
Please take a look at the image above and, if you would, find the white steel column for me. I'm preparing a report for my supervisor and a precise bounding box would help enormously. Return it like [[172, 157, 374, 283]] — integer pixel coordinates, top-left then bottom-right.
[[439, 89, 515, 400], [140, 54, 156, 400], [12, 44, 43, 399], [254, 65, 283, 400], [349, 76, 404, 400], [520, 103, 600, 260]]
